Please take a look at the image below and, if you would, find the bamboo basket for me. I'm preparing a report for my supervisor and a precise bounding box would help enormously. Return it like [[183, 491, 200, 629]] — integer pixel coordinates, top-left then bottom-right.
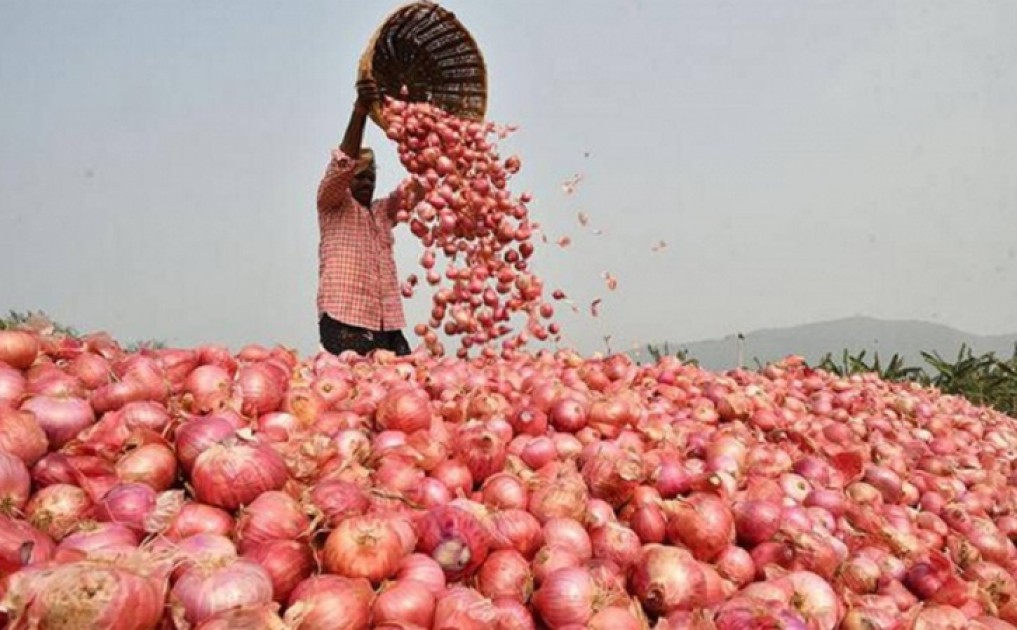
[[358, 1, 487, 127]]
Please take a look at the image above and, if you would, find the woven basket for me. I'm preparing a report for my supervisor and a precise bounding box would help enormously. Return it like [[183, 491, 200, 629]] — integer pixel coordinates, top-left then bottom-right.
[[358, 1, 487, 127]]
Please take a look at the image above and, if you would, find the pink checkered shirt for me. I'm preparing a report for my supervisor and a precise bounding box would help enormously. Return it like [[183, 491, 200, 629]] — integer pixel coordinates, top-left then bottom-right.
[[316, 148, 406, 331]]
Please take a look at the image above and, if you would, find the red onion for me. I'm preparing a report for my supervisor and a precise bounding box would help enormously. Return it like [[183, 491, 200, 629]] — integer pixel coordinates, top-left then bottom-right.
[[193, 603, 286, 630], [166, 533, 238, 578], [236, 490, 310, 552], [376, 386, 432, 433], [119, 401, 171, 432], [0, 330, 39, 369], [629, 503, 667, 544], [164, 501, 235, 539], [581, 445, 643, 508], [243, 538, 315, 603], [733, 499, 783, 546], [629, 544, 706, 615], [20, 395, 95, 448], [396, 553, 447, 598], [173, 416, 236, 473], [433, 586, 499, 630], [97, 482, 156, 533], [542, 517, 592, 559], [283, 575, 374, 630], [455, 423, 508, 483], [323, 514, 406, 583], [57, 521, 139, 556], [477, 549, 533, 603], [666, 492, 735, 561], [237, 363, 285, 416], [308, 479, 368, 527], [191, 439, 289, 510], [590, 523, 641, 570], [183, 364, 233, 413], [170, 558, 273, 627], [116, 442, 177, 491], [373, 579, 437, 627], [520, 435, 557, 469], [481, 472, 528, 510], [431, 458, 474, 496], [0, 448, 31, 512], [0, 513, 55, 573], [3, 559, 166, 629], [490, 508, 544, 559], [493, 597, 538, 630], [532, 566, 601, 628], [25, 483, 93, 540], [532, 545, 582, 585], [416, 504, 491, 582], [0, 365, 26, 408]]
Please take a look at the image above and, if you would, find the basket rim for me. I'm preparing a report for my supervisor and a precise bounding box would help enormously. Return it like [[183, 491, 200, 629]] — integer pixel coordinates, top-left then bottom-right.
[[357, 0, 487, 127]]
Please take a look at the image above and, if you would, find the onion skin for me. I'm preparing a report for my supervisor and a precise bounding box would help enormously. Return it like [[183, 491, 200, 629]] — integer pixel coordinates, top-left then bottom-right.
[[0, 513, 55, 573], [416, 504, 492, 582], [323, 514, 407, 584], [0, 330, 39, 370], [284, 575, 374, 630], [170, 558, 274, 627], [0, 448, 32, 512], [372, 579, 437, 627], [236, 490, 310, 553], [2, 560, 166, 629], [191, 440, 289, 510], [20, 395, 95, 448], [243, 538, 316, 603], [0, 408, 49, 465]]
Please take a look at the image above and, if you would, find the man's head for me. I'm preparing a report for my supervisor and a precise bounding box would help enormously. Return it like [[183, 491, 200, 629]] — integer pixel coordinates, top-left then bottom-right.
[[352, 147, 376, 207]]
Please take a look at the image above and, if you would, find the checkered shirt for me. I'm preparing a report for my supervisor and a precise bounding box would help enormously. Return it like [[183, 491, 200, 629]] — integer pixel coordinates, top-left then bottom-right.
[[316, 148, 406, 331]]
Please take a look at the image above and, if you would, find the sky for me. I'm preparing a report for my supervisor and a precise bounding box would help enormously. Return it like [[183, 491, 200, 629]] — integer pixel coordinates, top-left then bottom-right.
[[1, 0, 1015, 358]]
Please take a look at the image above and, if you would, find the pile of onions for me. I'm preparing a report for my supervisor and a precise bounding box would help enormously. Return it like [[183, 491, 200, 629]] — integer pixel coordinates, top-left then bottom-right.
[[4, 99, 1017, 630]]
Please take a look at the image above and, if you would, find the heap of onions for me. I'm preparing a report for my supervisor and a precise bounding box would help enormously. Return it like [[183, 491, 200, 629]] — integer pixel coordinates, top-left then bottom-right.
[[3, 100, 1017, 630]]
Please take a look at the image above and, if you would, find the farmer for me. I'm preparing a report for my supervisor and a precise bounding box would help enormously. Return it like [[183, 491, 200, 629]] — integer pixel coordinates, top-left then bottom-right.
[[315, 77, 414, 356]]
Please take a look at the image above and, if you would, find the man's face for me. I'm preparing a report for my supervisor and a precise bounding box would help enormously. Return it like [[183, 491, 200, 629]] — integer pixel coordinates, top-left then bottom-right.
[[352, 161, 376, 205]]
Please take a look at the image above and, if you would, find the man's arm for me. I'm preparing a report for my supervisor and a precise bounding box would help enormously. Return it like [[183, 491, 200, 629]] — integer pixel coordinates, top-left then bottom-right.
[[318, 79, 380, 212]]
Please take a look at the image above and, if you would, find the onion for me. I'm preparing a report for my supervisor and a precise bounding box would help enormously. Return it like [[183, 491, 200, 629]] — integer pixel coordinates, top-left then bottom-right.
[[20, 395, 95, 448], [183, 364, 233, 413], [589, 523, 641, 570], [433, 586, 499, 630], [118, 401, 171, 432], [170, 558, 273, 627], [376, 386, 432, 433], [493, 598, 538, 630], [396, 553, 447, 598], [3, 559, 166, 629], [629, 544, 705, 615], [733, 499, 783, 546], [237, 363, 285, 416], [373, 579, 437, 627], [116, 442, 178, 490], [0, 365, 26, 408], [236, 490, 310, 553], [0, 513, 55, 573], [532, 545, 582, 585], [666, 492, 735, 561], [542, 517, 592, 559], [481, 472, 528, 510], [191, 439, 289, 510], [416, 504, 491, 581], [193, 603, 287, 630], [243, 538, 315, 603], [57, 521, 140, 556], [629, 503, 667, 544], [0, 448, 31, 512], [323, 514, 407, 583], [531, 566, 600, 628], [308, 479, 368, 527], [25, 483, 93, 540], [455, 423, 508, 483], [477, 549, 533, 603], [0, 330, 39, 369], [283, 575, 374, 630], [431, 458, 474, 496], [164, 501, 235, 540], [166, 533, 238, 578], [490, 508, 544, 559], [173, 416, 237, 473], [96, 482, 156, 533]]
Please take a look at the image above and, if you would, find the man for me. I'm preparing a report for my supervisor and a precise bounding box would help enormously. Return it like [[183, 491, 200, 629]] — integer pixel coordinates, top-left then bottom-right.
[[316, 77, 413, 356]]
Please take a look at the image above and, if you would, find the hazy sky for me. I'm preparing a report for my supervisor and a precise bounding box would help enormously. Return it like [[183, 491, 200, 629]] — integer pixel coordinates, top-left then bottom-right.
[[2, 1, 1015, 357]]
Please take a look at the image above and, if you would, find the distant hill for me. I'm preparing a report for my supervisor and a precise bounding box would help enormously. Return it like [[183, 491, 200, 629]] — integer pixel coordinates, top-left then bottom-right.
[[643, 317, 1017, 372]]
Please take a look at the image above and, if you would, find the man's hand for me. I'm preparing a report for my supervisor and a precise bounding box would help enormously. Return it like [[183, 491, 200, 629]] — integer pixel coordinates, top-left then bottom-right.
[[355, 77, 381, 114]]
